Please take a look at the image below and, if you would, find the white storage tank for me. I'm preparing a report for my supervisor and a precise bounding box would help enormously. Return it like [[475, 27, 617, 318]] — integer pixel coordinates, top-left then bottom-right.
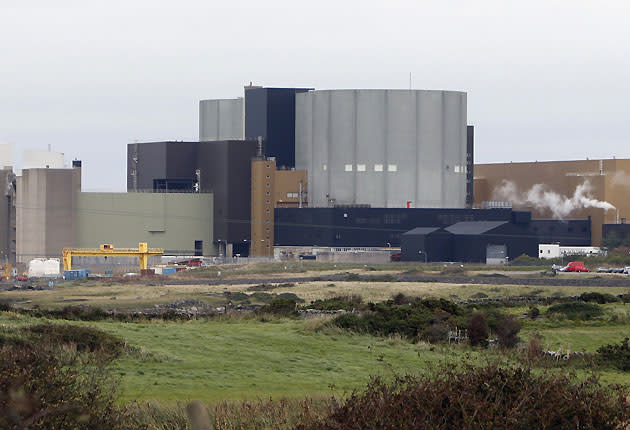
[[28, 258, 60, 277]]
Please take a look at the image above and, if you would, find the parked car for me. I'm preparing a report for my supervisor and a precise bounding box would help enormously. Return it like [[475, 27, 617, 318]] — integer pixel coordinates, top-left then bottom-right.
[[564, 261, 590, 272], [613, 267, 626, 273], [596, 267, 613, 273], [624, 267, 630, 274]]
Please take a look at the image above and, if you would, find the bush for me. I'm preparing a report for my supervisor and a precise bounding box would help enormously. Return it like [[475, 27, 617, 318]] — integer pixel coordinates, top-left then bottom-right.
[[495, 315, 521, 349], [547, 302, 604, 320], [597, 338, 630, 371], [331, 299, 462, 340], [528, 306, 540, 319], [307, 296, 363, 311], [297, 364, 630, 430], [424, 323, 449, 344], [258, 298, 298, 316], [468, 312, 488, 347], [580, 292, 620, 304], [25, 324, 125, 361], [0, 343, 121, 429]]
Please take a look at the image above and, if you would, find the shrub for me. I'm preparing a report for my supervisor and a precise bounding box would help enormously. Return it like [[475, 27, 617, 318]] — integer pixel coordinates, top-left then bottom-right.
[[470, 292, 488, 299], [424, 323, 449, 344], [580, 292, 620, 304], [25, 324, 125, 361], [468, 312, 488, 347], [308, 296, 363, 311], [0, 343, 121, 429], [258, 298, 298, 316], [297, 364, 630, 430], [547, 302, 604, 320], [277, 292, 304, 303], [392, 293, 413, 305], [495, 315, 521, 349], [331, 299, 462, 340], [528, 306, 540, 319], [597, 338, 630, 371]]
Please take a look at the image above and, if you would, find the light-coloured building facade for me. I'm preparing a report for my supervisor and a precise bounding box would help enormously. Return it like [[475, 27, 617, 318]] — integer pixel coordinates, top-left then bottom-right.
[[296, 89, 468, 208], [16, 165, 81, 262], [199, 98, 244, 141], [77, 192, 215, 255]]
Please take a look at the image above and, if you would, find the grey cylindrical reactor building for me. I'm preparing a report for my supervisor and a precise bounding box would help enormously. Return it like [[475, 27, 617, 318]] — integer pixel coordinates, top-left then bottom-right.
[[295, 89, 468, 208]]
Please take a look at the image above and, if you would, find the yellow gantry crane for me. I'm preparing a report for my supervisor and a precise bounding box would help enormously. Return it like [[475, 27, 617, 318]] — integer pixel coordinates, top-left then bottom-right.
[[62, 243, 164, 272]]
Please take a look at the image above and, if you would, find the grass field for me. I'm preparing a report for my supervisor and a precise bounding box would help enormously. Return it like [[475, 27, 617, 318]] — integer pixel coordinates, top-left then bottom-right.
[[0, 312, 488, 402]]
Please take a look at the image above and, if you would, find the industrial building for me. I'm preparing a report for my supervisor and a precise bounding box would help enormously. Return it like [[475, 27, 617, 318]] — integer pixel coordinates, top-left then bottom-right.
[[76, 192, 214, 255], [16, 160, 82, 263], [199, 98, 244, 141], [295, 90, 470, 208], [127, 140, 258, 257], [474, 158, 630, 245], [250, 156, 307, 257], [274, 207, 590, 253]]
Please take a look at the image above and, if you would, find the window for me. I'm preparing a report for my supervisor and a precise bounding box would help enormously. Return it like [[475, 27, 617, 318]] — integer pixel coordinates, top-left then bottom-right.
[[266, 175, 270, 179], [387, 164, 398, 172], [322, 164, 327, 171], [265, 183, 270, 187], [286, 192, 298, 198], [266, 191, 270, 195], [344, 164, 353, 172], [454, 165, 460, 173], [266, 199, 270, 204], [357, 164, 366, 172], [374, 164, 383, 172], [266, 164, 270, 168]]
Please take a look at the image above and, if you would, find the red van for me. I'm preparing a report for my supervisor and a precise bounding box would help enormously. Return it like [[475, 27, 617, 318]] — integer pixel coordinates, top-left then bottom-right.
[[564, 261, 590, 272]]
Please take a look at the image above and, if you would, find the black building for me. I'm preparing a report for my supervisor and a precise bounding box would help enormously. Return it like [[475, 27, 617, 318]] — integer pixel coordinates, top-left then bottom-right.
[[603, 223, 630, 244], [466, 125, 474, 208], [275, 207, 591, 260], [244, 87, 311, 168], [127, 140, 258, 256], [401, 227, 453, 262]]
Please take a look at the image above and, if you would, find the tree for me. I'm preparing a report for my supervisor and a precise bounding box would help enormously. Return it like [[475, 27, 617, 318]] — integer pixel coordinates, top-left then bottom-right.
[[468, 312, 488, 347]]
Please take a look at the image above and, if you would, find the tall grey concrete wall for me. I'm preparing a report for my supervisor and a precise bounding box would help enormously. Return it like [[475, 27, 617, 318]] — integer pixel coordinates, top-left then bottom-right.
[[295, 90, 467, 208], [199, 98, 244, 141], [16, 167, 81, 262], [77, 192, 215, 255]]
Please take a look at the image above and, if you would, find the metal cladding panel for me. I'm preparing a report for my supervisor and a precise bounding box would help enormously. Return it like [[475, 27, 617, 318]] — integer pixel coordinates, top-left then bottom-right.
[[199, 98, 244, 141], [329, 91, 355, 205], [356, 91, 387, 207], [296, 90, 467, 209]]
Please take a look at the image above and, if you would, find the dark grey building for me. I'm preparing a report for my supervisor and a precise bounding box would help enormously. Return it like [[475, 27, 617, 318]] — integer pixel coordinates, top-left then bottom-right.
[[127, 140, 258, 256], [401, 227, 453, 262], [466, 125, 474, 208], [274, 207, 591, 256], [244, 87, 311, 168]]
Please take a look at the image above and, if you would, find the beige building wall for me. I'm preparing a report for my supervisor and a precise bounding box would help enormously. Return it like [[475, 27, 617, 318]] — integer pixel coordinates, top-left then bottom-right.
[[474, 159, 630, 245], [251, 158, 308, 257], [76, 192, 215, 255], [16, 166, 81, 262]]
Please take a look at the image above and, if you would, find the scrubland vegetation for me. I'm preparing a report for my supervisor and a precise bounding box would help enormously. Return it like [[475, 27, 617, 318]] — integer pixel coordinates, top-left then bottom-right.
[[5, 262, 630, 428]]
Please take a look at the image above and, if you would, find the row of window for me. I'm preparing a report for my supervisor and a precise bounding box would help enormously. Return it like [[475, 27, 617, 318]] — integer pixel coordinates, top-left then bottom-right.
[[323, 163, 399, 172], [323, 164, 468, 173]]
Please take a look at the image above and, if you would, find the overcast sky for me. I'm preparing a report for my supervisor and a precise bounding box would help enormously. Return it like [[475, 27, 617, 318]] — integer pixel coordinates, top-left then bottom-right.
[[1, 0, 629, 191]]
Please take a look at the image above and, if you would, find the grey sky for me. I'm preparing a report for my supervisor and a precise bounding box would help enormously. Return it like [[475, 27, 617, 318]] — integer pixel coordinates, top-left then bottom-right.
[[2, 0, 629, 191]]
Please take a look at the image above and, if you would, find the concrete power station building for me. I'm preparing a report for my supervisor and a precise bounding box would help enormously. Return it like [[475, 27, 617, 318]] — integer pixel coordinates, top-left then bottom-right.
[[295, 90, 471, 208]]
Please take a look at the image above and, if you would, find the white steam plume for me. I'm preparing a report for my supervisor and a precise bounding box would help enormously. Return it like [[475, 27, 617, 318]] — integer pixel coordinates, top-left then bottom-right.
[[493, 180, 616, 219]]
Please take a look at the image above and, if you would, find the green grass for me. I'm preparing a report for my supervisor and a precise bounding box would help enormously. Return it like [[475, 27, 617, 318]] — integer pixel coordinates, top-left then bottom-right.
[[0, 313, 482, 403]]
